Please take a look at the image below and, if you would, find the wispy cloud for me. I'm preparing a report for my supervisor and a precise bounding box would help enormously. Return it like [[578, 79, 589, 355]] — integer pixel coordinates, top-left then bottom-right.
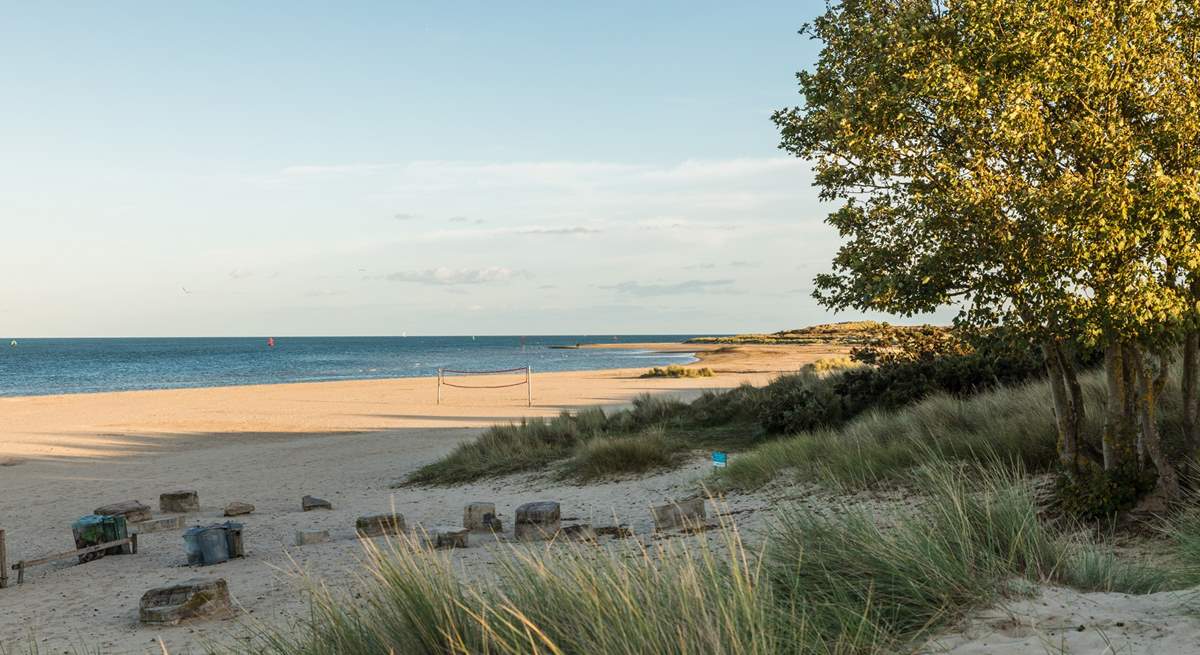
[[229, 268, 254, 280], [393, 212, 418, 221], [381, 267, 527, 286], [448, 216, 484, 224], [514, 226, 600, 235], [600, 279, 735, 296]]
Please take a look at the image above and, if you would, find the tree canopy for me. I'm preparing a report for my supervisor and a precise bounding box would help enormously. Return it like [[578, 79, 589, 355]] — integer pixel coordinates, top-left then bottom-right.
[[779, 0, 1200, 502]]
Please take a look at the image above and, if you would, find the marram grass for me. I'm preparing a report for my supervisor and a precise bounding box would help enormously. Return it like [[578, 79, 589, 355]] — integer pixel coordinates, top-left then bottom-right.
[[237, 464, 1170, 655]]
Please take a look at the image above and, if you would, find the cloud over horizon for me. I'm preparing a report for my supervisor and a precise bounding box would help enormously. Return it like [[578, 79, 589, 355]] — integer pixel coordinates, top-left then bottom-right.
[[600, 279, 736, 296], [381, 267, 528, 286]]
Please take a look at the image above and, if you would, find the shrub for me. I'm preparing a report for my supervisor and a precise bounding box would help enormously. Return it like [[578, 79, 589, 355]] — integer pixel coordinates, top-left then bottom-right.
[[757, 372, 845, 435], [1053, 466, 1158, 522], [687, 383, 765, 427]]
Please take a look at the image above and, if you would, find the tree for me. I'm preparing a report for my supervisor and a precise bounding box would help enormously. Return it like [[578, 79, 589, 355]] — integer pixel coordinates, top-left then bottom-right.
[[778, 0, 1200, 501]]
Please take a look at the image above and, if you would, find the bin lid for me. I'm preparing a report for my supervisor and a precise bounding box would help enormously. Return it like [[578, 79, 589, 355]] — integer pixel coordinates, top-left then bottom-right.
[[73, 514, 106, 528]]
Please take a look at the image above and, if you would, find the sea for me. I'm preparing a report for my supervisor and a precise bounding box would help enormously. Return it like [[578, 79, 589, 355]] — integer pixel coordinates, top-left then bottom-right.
[[0, 336, 707, 397]]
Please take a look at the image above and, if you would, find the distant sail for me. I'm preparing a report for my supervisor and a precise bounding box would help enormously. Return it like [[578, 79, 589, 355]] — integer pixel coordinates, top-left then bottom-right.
[[8, 340, 15, 348], [267, 337, 275, 348]]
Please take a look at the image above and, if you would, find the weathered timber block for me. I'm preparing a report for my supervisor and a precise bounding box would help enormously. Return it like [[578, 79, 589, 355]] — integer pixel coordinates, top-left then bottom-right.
[[651, 498, 707, 531], [356, 514, 406, 538]]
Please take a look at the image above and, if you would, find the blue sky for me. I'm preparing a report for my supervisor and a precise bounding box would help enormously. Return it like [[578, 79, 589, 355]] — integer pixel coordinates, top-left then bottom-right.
[[1, 2, 928, 337]]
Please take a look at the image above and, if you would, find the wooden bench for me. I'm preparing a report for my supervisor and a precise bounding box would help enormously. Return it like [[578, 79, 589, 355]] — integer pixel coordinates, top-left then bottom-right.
[[10, 534, 138, 585]]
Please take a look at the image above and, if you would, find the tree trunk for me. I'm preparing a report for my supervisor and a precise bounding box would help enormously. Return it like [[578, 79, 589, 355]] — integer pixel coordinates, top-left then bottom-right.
[[1044, 341, 1077, 471], [1102, 341, 1139, 471], [1131, 345, 1181, 501], [1056, 341, 1098, 463], [1184, 328, 1199, 452]]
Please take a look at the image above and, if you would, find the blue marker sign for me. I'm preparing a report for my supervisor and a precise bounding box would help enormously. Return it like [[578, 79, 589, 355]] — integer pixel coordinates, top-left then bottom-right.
[[712, 451, 727, 468]]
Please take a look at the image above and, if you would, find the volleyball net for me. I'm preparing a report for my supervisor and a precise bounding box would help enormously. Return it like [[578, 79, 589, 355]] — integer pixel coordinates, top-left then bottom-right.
[[437, 366, 532, 407]]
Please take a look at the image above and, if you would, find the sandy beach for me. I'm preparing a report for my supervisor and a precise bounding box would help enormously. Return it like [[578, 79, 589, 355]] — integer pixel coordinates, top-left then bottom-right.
[[0, 343, 841, 654]]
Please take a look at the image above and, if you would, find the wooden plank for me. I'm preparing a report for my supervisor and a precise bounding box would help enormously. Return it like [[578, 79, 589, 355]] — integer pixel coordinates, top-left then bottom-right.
[[13, 537, 132, 570], [0, 529, 7, 589]]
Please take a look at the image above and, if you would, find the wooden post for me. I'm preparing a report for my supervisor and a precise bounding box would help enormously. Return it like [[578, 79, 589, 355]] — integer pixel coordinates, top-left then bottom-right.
[[437, 369, 442, 405], [527, 366, 532, 407], [0, 529, 7, 589]]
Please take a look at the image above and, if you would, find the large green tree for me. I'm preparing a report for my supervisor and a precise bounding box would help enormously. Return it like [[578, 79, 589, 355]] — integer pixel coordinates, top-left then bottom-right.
[[779, 0, 1200, 501]]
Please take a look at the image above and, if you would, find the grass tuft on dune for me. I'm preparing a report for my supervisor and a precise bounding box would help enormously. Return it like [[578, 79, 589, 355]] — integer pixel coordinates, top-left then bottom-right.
[[641, 365, 715, 378]]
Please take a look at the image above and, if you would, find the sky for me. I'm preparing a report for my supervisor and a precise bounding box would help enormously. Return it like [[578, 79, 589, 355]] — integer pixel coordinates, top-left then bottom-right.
[[0, 1, 936, 337]]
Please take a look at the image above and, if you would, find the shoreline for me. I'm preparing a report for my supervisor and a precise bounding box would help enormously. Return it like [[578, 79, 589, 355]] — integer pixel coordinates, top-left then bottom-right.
[[0, 343, 848, 461], [0, 340, 714, 401], [0, 341, 848, 652]]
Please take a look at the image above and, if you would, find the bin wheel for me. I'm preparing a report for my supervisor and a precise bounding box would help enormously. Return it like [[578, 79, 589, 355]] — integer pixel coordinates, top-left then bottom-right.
[[78, 549, 104, 564]]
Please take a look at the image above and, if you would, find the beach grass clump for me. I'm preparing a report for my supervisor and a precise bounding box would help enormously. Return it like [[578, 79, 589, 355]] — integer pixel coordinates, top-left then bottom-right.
[[404, 408, 609, 485], [800, 356, 862, 375], [641, 365, 716, 378], [1162, 505, 1200, 587], [239, 522, 804, 655], [404, 395, 707, 485], [767, 463, 1172, 646], [715, 373, 1085, 492], [248, 464, 1172, 655], [558, 429, 680, 481]]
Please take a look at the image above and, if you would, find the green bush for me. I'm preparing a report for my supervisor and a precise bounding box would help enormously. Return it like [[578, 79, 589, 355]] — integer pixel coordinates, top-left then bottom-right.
[[1053, 466, 1158, 522], [757, 372, 845, 435], [688, 383, 764, 427]]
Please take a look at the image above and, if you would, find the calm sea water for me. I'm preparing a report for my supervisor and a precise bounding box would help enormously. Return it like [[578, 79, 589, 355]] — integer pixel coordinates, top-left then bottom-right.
[[0, 336, 706, 397]]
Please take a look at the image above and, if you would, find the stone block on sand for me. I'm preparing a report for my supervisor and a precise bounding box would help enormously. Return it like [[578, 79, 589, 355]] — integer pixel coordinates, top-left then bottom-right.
[[651, 498, 707, 531], [223, 502, 255, 517], [94, 500, 152, 524], [139, 578, 232, 625], [514, 501, 561, 541], [356, 514, 406, 538], [302, 495, 333, 511], [295, 530, 330, 546], [463, 502, 502, 531], [160, 490, 200, 514]]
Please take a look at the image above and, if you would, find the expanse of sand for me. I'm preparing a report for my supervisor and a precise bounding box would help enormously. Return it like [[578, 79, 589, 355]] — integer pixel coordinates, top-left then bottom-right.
[[3, 340, 1193, 655], [0, 343, 839, 654]]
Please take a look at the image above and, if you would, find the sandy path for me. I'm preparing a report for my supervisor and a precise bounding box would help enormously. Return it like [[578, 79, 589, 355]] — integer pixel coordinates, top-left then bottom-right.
[[0, 344, 838, 654]]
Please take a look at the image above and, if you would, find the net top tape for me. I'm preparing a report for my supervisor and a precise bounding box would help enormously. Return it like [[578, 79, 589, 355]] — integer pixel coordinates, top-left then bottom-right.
[[441, 366, 529, 375]]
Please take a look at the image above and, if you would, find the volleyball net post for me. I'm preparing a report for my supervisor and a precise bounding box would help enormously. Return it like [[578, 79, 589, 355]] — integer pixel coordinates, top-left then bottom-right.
[[437, 365, 532, 407]]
